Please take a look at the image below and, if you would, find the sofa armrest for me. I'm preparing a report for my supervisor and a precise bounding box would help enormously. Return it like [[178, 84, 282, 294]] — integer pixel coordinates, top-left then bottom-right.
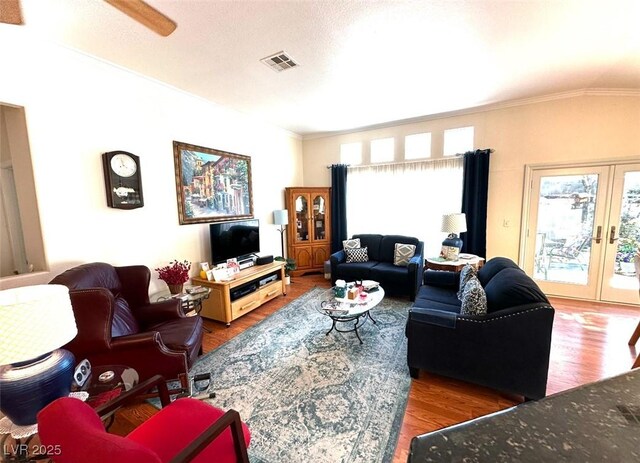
[[107, 333, 189, 381], [135, 299, 184, 328], [330, 250, 346, 284], [423, 269, 460, 288], [408, 307, 457, 328], [330, 250, 346, 264], [407, 248, 424, 301], [110, 331, 165, 350]]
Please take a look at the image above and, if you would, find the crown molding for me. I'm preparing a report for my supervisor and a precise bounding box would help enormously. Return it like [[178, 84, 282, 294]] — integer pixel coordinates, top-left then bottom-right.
[[302, 88, 640, 141]]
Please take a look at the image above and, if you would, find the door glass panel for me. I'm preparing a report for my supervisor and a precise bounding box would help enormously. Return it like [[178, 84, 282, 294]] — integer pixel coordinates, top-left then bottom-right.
[[313, 195, 326, 240], [295, 195, 309, 242], [533, 174, 597, 284], [611, 171, 640, 289]]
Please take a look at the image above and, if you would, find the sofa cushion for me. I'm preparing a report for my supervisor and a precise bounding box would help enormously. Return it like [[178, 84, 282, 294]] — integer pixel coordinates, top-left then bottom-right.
[[477, 257, 521, 286], [460, 276, 487, 316], [335, 261, 377, 281], [370, 262, 410, 284], [416, 285, 462, 308], [342, 238, 361, 250], [457, 264, 477, 300], [484, 267, 549, 313], [353, 234, 383, 261], [380, 235, 420, 264], [346, 247, 369, 263], [394, 243, 416, 267], [111, 296, 140, 337]]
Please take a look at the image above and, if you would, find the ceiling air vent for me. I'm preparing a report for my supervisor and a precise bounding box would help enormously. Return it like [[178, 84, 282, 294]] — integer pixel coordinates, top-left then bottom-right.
[[260, 51, 299, 72]]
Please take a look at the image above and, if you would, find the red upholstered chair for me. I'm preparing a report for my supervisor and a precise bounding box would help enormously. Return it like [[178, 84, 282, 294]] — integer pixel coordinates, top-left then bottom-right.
[[49, 262, 203, 392], [38, 375, 250, 463]]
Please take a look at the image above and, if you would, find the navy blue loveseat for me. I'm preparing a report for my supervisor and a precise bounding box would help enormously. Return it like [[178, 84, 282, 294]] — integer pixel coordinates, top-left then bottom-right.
[[329, 234, 424, 301], [405, 257, 555, 400]]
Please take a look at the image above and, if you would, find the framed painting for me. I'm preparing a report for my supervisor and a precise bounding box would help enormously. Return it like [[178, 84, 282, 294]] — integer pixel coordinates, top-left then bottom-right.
[[173, 141, 254, 225]]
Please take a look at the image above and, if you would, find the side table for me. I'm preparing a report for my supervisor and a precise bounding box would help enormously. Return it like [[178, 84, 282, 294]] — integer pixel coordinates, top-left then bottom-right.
[[81, 365, 139, 410], [152, 286, 212, 332], [425, 254, 485, 272]]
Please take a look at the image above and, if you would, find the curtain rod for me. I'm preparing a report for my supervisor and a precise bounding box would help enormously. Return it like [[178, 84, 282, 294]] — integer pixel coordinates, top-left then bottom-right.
[[326, 149, 493, 168]]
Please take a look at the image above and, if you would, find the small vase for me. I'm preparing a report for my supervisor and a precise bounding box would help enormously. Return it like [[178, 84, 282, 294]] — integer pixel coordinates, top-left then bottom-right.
[[167, 283, 183, 295]]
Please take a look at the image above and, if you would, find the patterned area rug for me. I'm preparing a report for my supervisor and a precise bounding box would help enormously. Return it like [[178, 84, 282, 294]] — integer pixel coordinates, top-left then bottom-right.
[[179, 287, 411, 463]]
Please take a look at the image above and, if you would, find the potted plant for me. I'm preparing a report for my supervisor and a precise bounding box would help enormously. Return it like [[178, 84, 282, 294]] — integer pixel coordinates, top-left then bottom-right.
[[155, 259, 191, 294], [616, 240, 637, 274], [275, 256, 296, 284]]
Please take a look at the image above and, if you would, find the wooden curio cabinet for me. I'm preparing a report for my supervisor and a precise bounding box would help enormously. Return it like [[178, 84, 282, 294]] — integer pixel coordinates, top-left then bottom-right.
[[284, 187, 331, 276]]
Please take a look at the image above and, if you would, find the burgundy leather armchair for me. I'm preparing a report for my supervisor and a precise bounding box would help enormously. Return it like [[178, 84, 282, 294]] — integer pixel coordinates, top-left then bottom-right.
[[49, 263, 203, 391]]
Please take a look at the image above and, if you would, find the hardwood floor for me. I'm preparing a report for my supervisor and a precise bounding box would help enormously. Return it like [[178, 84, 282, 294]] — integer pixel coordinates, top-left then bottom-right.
[[112, 275, 640, 462]]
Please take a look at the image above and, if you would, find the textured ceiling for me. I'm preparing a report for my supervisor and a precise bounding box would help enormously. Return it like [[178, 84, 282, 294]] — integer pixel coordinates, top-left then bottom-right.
[[12, 0, 640, 136]]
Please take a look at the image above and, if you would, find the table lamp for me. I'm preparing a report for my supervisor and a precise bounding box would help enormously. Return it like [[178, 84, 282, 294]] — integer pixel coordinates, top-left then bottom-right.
[[0, 284, 78, 425], [441, 213, 467, 260], [273, 209, 288, 257]]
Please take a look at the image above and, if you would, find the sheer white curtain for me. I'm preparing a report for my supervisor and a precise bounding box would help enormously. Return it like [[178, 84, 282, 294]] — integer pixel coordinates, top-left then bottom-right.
[[347, 158, 464, 257]]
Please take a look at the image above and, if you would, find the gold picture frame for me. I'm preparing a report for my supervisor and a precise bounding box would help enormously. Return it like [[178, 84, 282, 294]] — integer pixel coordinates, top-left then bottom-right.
[[173, 141, 253, 225]]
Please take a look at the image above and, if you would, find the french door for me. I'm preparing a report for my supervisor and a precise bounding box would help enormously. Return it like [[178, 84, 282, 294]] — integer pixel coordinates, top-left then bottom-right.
[[523, 162, 640, 304]]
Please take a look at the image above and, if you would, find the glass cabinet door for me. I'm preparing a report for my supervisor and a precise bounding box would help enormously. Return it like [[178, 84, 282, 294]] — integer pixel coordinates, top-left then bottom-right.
[[312, 195, 326, 241], [295, 195, 309, 242]]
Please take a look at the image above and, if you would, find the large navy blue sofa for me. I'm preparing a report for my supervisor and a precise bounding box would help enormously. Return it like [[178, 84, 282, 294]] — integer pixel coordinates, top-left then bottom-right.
[[329, 234, 424, 301], [405, 257, 555, 400]]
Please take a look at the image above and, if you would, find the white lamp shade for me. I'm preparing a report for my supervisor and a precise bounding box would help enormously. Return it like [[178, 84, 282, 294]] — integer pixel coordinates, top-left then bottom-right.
[[441, 213, 467, 234], [273, 209, 289, 226], [0, 285, 77, 365]]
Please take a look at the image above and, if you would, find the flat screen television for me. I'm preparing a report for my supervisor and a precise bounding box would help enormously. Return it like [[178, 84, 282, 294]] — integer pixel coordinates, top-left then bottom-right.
[[210, 219, 260, 264]]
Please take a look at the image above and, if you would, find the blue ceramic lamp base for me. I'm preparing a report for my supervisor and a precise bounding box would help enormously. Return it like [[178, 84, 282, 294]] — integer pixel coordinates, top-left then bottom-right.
[[0, 349, 75, 425], [442, 233, 464, 260]]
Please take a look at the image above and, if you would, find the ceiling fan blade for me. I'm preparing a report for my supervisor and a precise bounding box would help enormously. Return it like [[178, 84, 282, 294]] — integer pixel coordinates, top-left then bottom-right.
[[0, 0, 24, 25], [104, 0, 176, 37]]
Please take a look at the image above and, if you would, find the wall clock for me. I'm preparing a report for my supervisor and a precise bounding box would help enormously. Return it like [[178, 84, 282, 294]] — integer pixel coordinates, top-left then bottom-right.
[[102, 151, 144, 209]]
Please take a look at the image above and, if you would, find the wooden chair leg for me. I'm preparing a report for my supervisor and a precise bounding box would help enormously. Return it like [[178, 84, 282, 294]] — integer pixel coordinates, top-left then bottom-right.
[[633, 354, 640, 369], [629, 321, 640, 346], [168, 373, 190, 396]]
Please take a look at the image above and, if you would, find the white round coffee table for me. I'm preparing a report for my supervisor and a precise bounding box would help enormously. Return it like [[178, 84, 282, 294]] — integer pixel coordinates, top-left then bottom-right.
[[313, 282, 385, 344]]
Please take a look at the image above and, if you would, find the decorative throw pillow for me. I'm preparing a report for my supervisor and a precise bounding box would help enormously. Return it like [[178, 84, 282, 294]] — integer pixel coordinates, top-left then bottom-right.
[[343, 238, 361, 251], [457, 264, 478, 300], [393, 243, 416, 267], [346, 247, 369, 263], [460, 276, 488, 316]]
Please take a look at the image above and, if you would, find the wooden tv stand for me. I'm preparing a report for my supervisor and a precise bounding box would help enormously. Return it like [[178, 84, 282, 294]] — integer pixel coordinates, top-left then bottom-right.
[[191, 261, 286, 326]]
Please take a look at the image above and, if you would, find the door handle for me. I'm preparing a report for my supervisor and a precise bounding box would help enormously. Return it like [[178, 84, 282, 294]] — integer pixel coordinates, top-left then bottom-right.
[[609, 225, 618, 244], [593, 225, 602, 244]]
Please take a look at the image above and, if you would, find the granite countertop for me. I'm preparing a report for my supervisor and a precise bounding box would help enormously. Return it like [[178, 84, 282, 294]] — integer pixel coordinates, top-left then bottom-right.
[[409, 368, 640, 462]]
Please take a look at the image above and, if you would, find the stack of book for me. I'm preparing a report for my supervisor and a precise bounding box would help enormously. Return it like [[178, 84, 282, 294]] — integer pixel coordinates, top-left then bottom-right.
[[186, 286, 208, 295], [362, 280, 380, 292]]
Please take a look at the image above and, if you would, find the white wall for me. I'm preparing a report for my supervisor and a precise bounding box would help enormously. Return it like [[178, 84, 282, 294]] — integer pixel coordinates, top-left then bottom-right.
[[302, 94, 640, 261], [0, 28, 303, 291]]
